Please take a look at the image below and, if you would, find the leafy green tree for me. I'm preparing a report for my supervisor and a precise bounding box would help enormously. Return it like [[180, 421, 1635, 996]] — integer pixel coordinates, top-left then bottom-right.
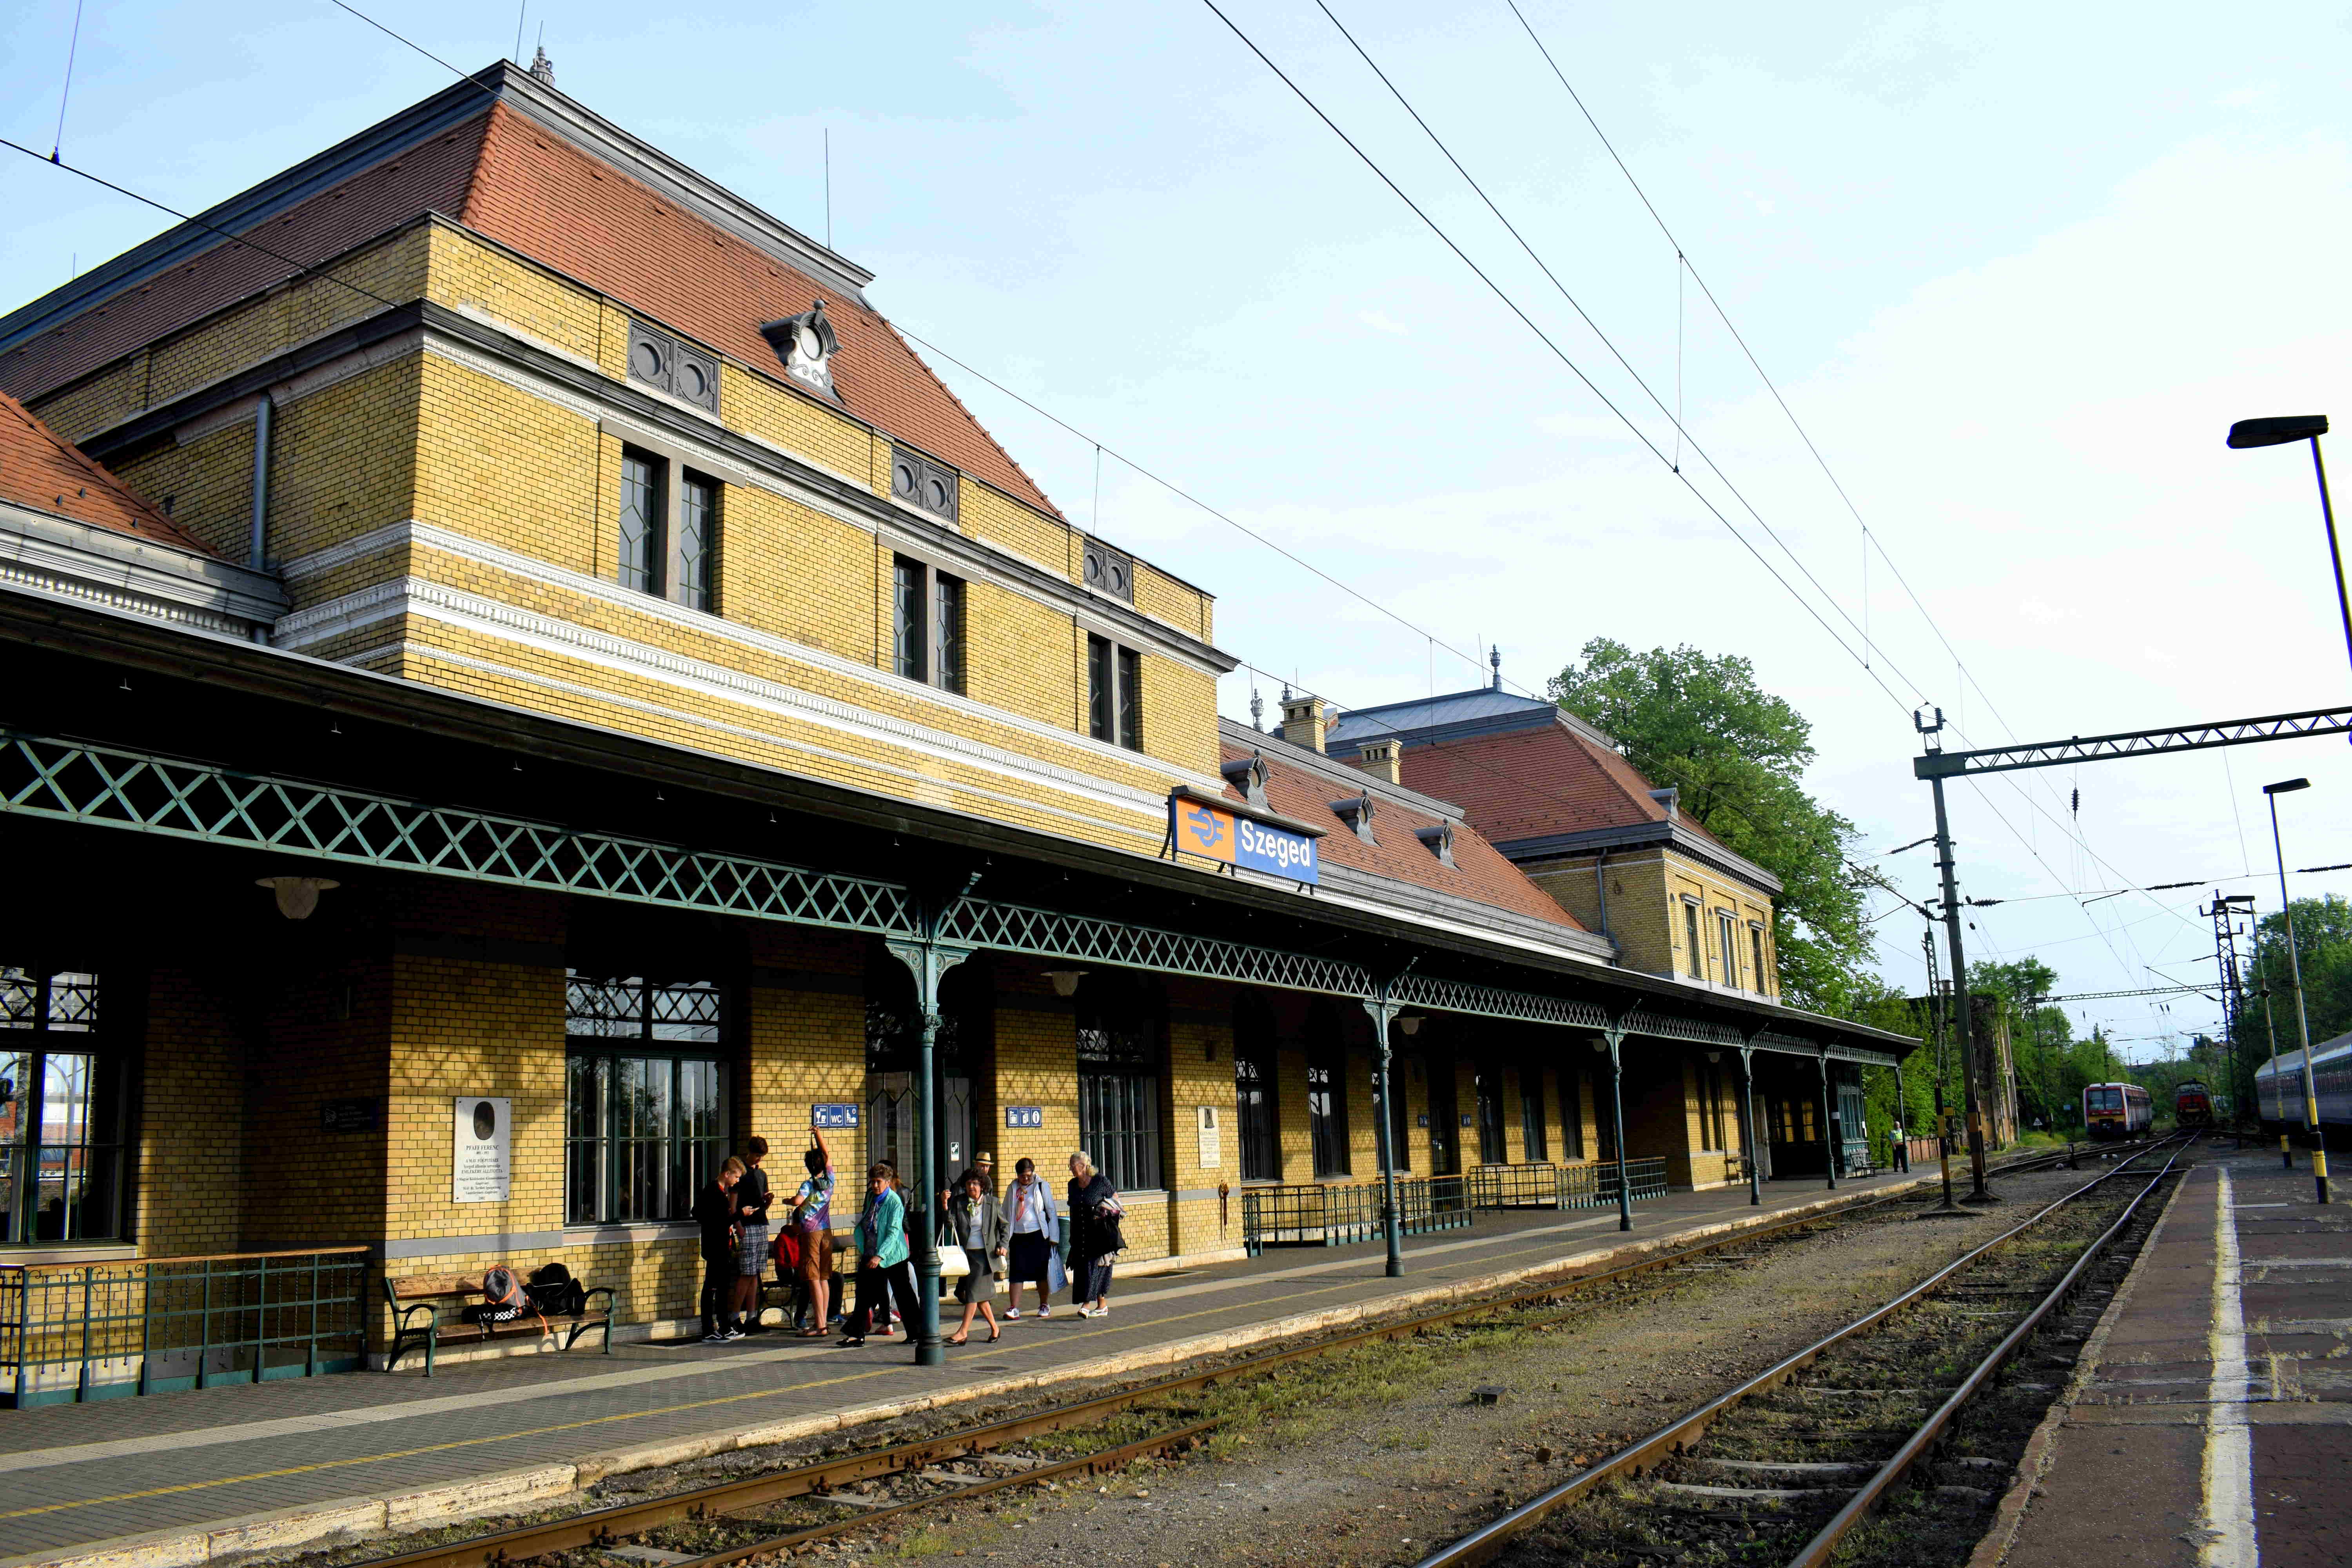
[[1549, 638, 1872, 1013]]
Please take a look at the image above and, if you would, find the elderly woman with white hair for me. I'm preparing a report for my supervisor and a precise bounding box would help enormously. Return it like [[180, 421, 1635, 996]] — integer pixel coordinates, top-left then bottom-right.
[[1064, 1151, 1123, 1318]]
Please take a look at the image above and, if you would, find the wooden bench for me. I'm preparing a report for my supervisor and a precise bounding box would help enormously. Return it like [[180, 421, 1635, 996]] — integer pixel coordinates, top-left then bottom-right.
[[383, 1272, 617, 1375]]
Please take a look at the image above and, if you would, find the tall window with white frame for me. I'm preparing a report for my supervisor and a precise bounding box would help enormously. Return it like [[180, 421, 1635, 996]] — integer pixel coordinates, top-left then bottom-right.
[[1749, 924, 1770, 996], [0, 969, 122, 1244], [1233, 994, 1281, 1182], [1682, 899, 1704, 980], [616, 446, 717, 612], [1085, 634, 1143, 750], [564, 973, 728, 1225], [893, 557, 968, 693], [1717, 910, 1742, 991]]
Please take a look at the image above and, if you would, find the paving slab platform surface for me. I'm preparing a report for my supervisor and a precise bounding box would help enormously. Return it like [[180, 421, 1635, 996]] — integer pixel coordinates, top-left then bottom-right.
[[0, 1169, 1940, 1568], [1986, 1145, 2350, 1568]]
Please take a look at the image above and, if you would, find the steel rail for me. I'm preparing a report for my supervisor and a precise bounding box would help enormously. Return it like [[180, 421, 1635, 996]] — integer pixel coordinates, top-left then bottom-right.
[[345, 1148, 2092, 1568], [1408, 1134, 2190, 1568], [1783, 1138, 2190, 1568]]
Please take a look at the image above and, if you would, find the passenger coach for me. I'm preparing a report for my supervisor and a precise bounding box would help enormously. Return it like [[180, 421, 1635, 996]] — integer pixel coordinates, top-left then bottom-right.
[[2082, 1081, 2151, 1140]]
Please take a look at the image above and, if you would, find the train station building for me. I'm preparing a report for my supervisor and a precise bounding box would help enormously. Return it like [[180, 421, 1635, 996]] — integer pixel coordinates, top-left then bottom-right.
[[0, 59, 1910, 1393]]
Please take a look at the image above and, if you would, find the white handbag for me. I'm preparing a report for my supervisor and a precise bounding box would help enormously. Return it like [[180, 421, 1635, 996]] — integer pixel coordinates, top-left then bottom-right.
[[935, 1240, 972, 1279]]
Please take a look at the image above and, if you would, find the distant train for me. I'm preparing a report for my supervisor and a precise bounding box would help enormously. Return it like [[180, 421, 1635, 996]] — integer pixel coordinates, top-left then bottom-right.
[[2174, 1080, 2212, 1129], [2083, 1081, 2152, 1139], [2254, 1030, 2352, 1132]]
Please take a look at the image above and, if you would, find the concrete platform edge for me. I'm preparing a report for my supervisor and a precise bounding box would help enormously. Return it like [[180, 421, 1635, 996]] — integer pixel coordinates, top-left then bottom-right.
[[1964, 1163, 2192, 1568], [0, 1180, 1923, 1568]]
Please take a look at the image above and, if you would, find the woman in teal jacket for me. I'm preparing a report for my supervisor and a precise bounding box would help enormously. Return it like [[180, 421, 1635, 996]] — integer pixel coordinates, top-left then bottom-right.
[[838, 1162, 918, 1348]]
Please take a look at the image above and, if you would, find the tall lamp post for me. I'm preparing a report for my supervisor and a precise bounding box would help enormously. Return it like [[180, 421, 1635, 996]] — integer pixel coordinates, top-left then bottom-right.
[[2262, 777, 2331, 1205], [2228, 415, 2352, 685]]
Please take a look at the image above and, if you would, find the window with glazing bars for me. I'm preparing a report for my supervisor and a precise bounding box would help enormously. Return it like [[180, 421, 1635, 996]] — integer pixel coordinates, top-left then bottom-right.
[[1750, 924, 1769, 995], [1086, 634, 1143, 750], [677, 472, 715, 611], [1520, 1066, 1547, 1161], [618, 449, 662, 595], [564, 973, 728, 1225], [1475, 1062, 1507, 1164], [893, 557, 926, 681], [1683, 900, 1704, 980], [1699, 1063, 1726, 1151], [1383, 1058, 1411, 1172], [893, 557, 966, 693], [1233, 998, 1280, 1182], [1560, 1069, 1584, 1160], [1717, 911, 1741, 990], [1077, 1014, 1160, 1192], [0, 969, 121, 1245]]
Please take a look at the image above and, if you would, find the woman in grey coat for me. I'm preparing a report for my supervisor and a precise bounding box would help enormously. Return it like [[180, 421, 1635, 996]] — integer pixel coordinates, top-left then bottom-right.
[[942, 1169, 1008, 1345]]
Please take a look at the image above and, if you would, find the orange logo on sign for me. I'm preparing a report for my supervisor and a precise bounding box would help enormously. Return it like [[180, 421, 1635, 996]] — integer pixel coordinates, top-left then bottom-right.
[[1176, 799, 1236, 864]]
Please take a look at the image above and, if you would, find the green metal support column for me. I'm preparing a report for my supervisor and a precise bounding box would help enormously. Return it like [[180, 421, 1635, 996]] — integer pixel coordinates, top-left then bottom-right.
[[1739, 1042, 1762, 1206], [1816, 1049, 1837, 1191], [1893, 1058, 1908, 1174], [883, 935, 971, 1368], [1600, 1022, 1632, 1232], [1359, 990, 1406, 1278]]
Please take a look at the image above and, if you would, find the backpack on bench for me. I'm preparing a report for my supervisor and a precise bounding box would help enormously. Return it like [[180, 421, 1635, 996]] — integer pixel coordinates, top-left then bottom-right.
[[461, 1264, 531, 1326], [525, 1261, 587, 1317]]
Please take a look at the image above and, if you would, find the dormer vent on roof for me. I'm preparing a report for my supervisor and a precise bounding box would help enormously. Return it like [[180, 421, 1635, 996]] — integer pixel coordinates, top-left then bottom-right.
[[1648, 786, 1680, 821], [759, 301, 840, 400], [1221, 753, 1269, 808], [1415, 821, 1457, 868], [1331, 792, 1376, 844]]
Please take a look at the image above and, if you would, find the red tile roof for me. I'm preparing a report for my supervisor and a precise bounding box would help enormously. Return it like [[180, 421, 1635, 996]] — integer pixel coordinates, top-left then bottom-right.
[[0, 391, 213, 553], [1398, 721, 1739, 860], [2, 101, 1062, 519], [1, 115, 491, 408], [1223, 739, 1588, 933]]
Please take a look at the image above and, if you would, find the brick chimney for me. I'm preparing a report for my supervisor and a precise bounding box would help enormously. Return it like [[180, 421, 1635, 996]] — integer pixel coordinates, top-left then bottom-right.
[[1280, 691, 1327, 753], [1356, 737, 1401, 785]]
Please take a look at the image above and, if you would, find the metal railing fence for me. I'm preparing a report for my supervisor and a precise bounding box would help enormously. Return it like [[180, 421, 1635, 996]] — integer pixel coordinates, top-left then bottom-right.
[[0, 1248, 368, 1407], [1241, 1175, 1472, 1254], [1464, 1159, 1672, 1211]]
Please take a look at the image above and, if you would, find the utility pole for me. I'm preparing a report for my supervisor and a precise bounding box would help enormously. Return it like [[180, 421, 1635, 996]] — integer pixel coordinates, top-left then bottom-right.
[[1920, 927, 1965, 1217], [2206, 891, 2256, 1125], [1917, 708, 1993, 1203]]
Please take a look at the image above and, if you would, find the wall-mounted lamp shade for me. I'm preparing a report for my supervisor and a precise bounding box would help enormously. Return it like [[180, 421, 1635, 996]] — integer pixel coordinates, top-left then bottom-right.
[[2228, 415, 2329, 448], [2265, 778, 2312, 796], [257, 875, 339, 920], [1044, 969, 1087, 998], [1399, 1015, 1423, 1036]]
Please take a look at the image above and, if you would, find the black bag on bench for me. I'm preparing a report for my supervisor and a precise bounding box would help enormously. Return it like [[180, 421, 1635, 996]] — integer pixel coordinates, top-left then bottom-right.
[[526, 1261, 588, 1318]]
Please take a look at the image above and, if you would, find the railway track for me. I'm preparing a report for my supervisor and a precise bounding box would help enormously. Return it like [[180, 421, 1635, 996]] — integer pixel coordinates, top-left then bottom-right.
[[1411, 1133, 2194, 1568], [339, 1145, 2143, 1568]]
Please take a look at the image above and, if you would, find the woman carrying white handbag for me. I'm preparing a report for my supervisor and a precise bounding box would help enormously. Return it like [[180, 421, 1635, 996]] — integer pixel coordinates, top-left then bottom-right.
[[940, 1168, 1007, 1345]]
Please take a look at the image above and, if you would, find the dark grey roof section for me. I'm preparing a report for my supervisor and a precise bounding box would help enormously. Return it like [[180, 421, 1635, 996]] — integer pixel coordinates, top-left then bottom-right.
[[0, 61, 874, 362], [1220, 716, 1464, 820], [1498, 819, 1784, 897], [1323, 683, 1621, 757], [0, 499, 287, 632]]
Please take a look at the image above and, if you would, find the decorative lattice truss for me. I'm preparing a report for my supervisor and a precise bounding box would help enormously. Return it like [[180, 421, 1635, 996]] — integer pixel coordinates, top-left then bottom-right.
[[936, 898, 1375, 997], [0, 733, 1894, 1056], [1392, 972, 1609, 1030], [0, 732, 916, 936]]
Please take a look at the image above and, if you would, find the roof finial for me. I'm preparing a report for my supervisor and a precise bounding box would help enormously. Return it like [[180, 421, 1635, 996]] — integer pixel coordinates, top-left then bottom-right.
[[528, 44, 556, 86], [1249, 686, 1264, 732], [1489, 643, 1502, 691]]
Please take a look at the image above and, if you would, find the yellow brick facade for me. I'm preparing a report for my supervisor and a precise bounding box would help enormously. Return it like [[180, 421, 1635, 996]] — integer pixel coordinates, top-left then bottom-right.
[[1528, 846, 1779, 1001]]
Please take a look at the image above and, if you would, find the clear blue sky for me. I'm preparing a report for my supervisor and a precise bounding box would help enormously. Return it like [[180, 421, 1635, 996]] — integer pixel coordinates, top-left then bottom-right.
[[7, 2, 2351, 1059]]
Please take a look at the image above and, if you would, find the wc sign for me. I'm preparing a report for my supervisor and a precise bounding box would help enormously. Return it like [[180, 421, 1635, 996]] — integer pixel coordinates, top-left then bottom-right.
[[1170, 793, 1318, 886]]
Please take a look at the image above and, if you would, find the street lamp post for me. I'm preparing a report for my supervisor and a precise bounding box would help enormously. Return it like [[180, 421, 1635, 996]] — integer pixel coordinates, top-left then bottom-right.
[[2263, 777, 2331, 1205], [2229, 415, 2352, 686]]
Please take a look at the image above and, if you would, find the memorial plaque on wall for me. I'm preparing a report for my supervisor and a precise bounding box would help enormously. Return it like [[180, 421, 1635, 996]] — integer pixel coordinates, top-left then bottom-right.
[[452, 1096, 512, 1203]]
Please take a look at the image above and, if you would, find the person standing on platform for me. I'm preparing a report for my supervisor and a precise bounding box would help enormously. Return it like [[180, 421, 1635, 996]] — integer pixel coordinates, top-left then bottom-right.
[[1066, 1151, 1123, 1318], [731, 1136, 773, 1333], [695, 1156, 746, 1343], [1001, 1156, 1059, 1319], [837, 1161, 918, 1349], [788, 1126, 837, 1336], [944, 1169, 1007, 1345]]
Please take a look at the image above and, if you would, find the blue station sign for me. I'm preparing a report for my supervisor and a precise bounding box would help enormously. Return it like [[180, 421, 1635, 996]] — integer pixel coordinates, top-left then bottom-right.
[[1170, 793, 1319, 885]]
